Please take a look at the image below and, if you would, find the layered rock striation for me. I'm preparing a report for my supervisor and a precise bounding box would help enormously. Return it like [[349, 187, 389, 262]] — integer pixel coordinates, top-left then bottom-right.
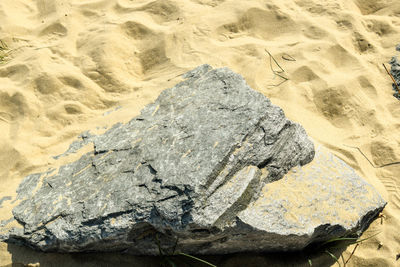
[[3, 65, 385, 255]]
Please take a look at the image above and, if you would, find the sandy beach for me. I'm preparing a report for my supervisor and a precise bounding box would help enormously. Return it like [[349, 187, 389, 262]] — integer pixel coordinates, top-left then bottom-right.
[[0, 0, 400, 266]]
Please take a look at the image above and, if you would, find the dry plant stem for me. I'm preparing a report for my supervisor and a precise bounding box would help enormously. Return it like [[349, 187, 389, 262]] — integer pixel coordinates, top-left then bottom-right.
[[343, 144, 400, 168], [322, 231, 381, 246], [155, 234, 216, 267], [282, 53, 296, 61], [0, 40, 10, 64], [266, 79, 288, 88], [378, 212, 386, 225], [320, 232, 381, 266], [383, 63, 400, 93], [325, 243, 359, 267], [167, 72, 185, 81], [345, 244, 359, 265], [275, 72, 289, 81], [177, 253, 217, 267], [0, 40, 7, 50], [341, 254, 346, 266], [265, 49, 285, 73], [265, 49, 289, 87]]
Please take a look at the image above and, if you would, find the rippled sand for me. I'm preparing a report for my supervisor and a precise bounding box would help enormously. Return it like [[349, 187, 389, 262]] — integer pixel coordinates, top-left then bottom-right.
[[1, 0, 400, 266]]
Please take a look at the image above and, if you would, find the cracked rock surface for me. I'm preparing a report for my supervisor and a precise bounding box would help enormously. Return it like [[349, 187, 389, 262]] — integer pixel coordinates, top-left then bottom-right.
[[3, 65, 385, 255]]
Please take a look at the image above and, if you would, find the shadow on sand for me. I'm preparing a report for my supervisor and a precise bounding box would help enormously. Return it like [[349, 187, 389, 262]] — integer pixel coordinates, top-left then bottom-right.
[[2, 240, 350, 267]]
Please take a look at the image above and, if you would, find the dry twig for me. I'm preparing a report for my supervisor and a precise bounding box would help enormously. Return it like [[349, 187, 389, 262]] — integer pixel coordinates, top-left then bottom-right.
[[343, 144, 400, 168], [344, 244, 359, 265], [265, 49, 289, 87], [282, 53, 296, 61], [383, 63, 400, 93]]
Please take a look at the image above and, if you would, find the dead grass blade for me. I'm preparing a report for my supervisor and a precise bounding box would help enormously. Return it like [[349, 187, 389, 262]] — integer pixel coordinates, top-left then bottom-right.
[[0, 40, 10, 64], [265, 49, 289, 88], [383, 63, 400, 93], [282, 53, 296, 61]]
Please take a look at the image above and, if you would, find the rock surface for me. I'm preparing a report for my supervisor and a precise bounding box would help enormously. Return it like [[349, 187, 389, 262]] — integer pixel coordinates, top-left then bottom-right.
[[3, 65, 385, 255], [390, 46, 400, 100]]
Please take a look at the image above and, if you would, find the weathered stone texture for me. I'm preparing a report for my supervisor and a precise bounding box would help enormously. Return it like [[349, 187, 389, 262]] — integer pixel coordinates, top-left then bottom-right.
[[2, 65, 385, 255]]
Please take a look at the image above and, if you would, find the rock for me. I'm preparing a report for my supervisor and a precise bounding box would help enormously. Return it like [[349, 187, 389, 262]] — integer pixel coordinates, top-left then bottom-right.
[[3, 65, 385, 255], [390, 46, 400, 100], [237, 144, 386, 251]]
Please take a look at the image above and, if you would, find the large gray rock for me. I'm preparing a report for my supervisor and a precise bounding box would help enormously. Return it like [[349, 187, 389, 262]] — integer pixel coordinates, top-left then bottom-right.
[[2, 65, 385, 255]]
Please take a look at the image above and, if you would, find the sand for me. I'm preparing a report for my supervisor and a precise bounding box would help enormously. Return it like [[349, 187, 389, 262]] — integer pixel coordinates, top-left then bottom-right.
[[0, 0, 399, 266]]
